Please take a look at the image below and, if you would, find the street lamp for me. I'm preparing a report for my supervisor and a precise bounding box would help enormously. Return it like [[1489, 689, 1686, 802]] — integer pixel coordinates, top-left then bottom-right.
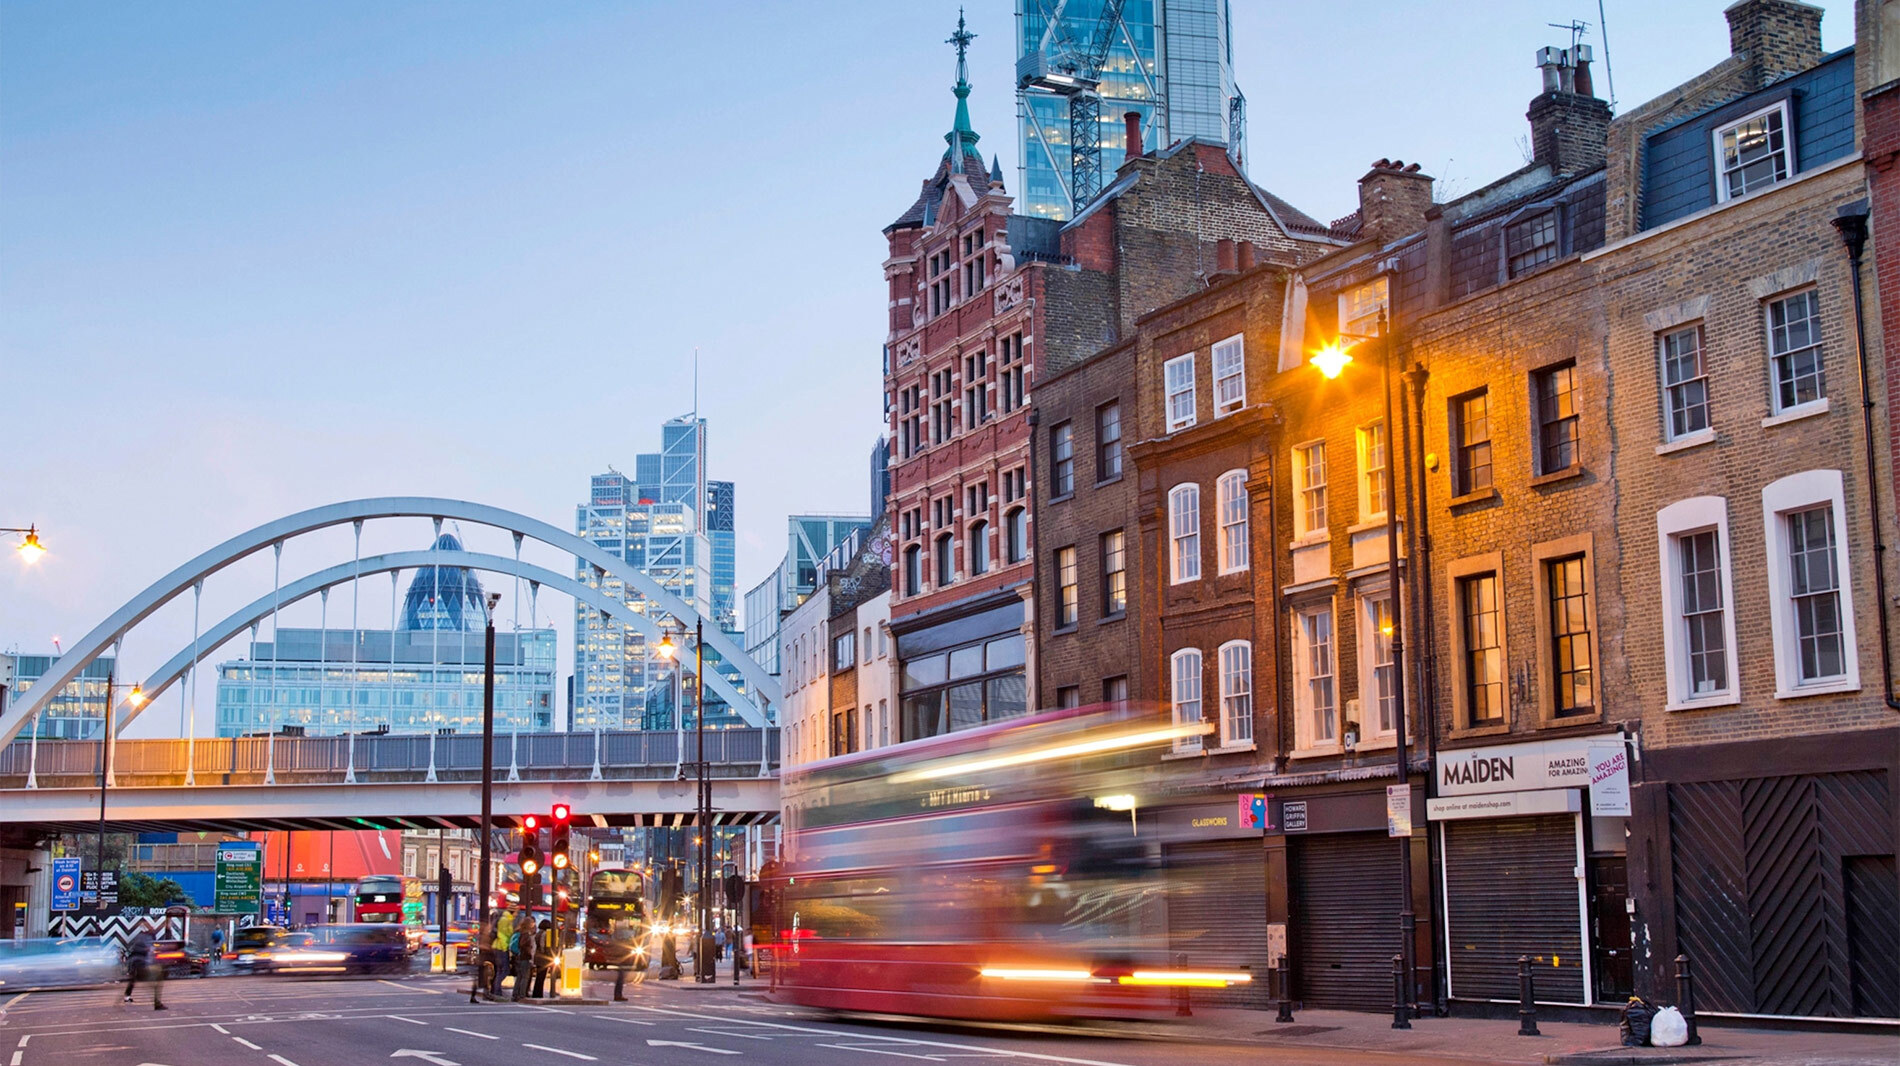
[[470, 590, 501, 1004], [4, 525, 47, 564], [93, 674, 142, 918], [660, 618, 715, 980], [1311, 297, 1418, 1028]]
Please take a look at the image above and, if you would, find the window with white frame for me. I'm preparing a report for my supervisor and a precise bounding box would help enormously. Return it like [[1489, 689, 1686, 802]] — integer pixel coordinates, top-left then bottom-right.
[[1659, 325, 1711, 440], [1762, 469, 1857, 696], [1170, 648, 1204, 752], [1766, 290, 1825, 413], [1218, 640, 1253, 746], [1339, 276, 1389, 339], [1293, 440, 1328, 537], [1165, 354, 1197, 431], [1357, 421, 1388, 520], [1358, 593, 1397, 737], [1457, 572, 1505, 726], [1679, 530, 1730, 693], [1055, 545, 1078, 628], [1715, 101, 1792, 203], [1217, 470, 1249, 573], [1169, 483, 1201, 583], [1293, 605, 1337, 750], [1212, 334, 1246, 415]]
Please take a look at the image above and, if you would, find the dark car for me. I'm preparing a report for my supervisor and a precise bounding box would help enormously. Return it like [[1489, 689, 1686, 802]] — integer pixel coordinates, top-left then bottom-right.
[[228, 926, 288, 973], [310, 923, 411, 975], [149, 939, 211, 978]]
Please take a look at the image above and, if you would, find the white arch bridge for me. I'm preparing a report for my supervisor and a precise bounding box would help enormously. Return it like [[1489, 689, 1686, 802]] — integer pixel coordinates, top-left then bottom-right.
[[0, 497, 783, 830]]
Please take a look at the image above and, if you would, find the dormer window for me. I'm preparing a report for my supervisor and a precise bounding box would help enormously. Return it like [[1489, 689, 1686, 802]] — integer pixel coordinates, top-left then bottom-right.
[[1505, 209, 1560, 277], [1714, 101, 1792, 203]]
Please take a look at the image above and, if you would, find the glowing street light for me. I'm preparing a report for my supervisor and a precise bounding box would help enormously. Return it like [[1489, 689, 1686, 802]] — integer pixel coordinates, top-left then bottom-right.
[[1309, 342, 1355, 380], [5, 525, 46, 564]]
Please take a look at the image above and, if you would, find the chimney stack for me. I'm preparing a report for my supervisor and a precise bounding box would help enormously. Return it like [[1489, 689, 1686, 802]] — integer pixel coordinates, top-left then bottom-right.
[[1527, 44, 1611, 175], [1215, 238, 1238, 273], [1357, 159, 1435, 243], [1124, 111, 1144, 160], [1237, 242, 1258, 270], [1725, 0, 1824, 90]]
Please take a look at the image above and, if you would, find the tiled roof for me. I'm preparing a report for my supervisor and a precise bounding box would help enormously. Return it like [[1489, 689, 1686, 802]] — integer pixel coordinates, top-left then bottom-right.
[[887, 150, 994, 232]]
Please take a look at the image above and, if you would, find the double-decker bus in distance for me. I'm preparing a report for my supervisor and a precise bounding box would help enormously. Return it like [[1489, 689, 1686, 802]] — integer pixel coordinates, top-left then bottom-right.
[[583, 867, 649, 969], [767, 703, 1250, 1020], [353, 875, 424, 951]]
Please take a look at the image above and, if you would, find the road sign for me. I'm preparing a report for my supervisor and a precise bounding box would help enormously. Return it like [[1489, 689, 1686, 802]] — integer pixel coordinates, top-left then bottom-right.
[[1386, 784, 1414, 837], [80, 870, 118, 907], [215, 845, 263, 914], [50, 857, 81, 911]]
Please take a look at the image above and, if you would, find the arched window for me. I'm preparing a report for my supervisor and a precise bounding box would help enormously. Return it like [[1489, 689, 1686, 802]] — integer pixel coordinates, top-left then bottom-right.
[[1169, 483, 1201, 584], [969, 520, 990, 575], [935, 532, 955, 587], [903, 544, 922, 596], [1218, 470, 1250, 574], [1218, 640, 1254, 746], [1005, 507, 1028, 564], [1170, 648, 1204, 752]]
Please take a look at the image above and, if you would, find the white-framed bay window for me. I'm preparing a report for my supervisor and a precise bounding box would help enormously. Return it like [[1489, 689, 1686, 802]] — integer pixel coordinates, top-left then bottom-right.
[[1656, 496, 1741, 710], [1292, 604, 1337, 753], [1762, 469, 1859, 698], [1169, 483, 1201, 584], [1170, 648, 1204, 753], [1217, 640, 1254, 747], [1217, 469, 1249, 574]]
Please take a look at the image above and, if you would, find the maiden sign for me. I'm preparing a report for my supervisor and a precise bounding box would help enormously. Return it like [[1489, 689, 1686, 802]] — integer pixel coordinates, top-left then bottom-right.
[[1436, 735, 1631, 817]]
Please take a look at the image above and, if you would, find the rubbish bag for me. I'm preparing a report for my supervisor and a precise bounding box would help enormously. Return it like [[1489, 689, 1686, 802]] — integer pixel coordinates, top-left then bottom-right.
[[1619, 996, 1654, 1047], [1650, 1006, 1688, 1047]]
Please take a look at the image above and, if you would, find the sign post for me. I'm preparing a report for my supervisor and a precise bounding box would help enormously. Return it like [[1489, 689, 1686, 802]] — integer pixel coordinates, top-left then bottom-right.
[[215, 845, 263, 915], [50, 857, 81, 913]]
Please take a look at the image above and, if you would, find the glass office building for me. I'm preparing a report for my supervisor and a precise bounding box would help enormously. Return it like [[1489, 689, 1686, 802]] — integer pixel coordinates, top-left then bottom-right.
[[213, 539, 557, 736], [5, 654, 118, 739], [1018, 0, 1241, 219], [741, 514, 873, 686]]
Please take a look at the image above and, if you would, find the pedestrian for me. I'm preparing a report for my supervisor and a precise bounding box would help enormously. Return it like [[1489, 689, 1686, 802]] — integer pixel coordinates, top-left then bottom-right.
[[509, 912, 535, 1001], [530, 919, 556, 999], [477, 913, 500, 996], [209, 926, 225, 974], [610, 919, 636, 1002], [714, 925, 727, 962], [490, 909, 516, 997], [123, 929, 167, 1010]]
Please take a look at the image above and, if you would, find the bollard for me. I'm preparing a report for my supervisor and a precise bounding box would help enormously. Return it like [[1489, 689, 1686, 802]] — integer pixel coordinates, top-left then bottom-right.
[[733, 940, 741, 986], [1275, 954, 1295, 1023], [1392, 954, 1411, 1029], [1674, 954, 1701, 1046], [1174, 952, 1192, 1017], [1517, 955, 1540, 1036]]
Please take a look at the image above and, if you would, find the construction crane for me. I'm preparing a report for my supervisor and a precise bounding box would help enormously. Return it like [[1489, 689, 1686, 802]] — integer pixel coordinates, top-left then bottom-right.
[[1017, 0, 1131, 212]]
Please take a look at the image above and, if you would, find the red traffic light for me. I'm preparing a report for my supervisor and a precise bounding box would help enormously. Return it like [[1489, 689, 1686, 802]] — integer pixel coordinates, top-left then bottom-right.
[[523, 814, 539, 831], [551, 803, 571, 823]]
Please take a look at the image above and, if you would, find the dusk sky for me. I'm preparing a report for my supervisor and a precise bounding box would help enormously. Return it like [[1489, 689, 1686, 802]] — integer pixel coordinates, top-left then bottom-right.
[[1, 1, 1855, 737]]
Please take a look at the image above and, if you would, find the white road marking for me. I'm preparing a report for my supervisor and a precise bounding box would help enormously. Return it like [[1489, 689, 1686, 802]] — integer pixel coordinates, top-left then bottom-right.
[[12, 1037, 24, 1047], [389, 1015, 429, 1026], [211, 1024, 229, 1034], [443, 1028, 498, 1040], [522, 1043, 595, 1060], [817, 1046, 943, 1062], [687, 1027, 771, 1040], [378, 980, 445, 995], [10, 1049, 22, 1065], [625, 1005, 1144, 1066], [269, 1055, 302, 1066], [600, 1016, 655, 1026], [647, 1040, 742, 1056], [233, 1037, 262, 1049]]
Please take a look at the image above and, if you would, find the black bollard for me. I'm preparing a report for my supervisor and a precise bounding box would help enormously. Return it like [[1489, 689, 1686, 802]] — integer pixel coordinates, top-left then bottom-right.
[[1517, 955, 1540, 1036], [1392, 953, 1411, 1029], [1174, 952, 1192, 1017], [1674, 954, 1701, 1046], [1275, 954, 1295, 1023]]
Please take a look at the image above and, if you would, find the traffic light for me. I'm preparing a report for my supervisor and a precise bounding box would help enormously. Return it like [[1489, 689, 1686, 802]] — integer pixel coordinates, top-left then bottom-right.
[[550, 804, 572, 871], [519, 824, 542, 878]]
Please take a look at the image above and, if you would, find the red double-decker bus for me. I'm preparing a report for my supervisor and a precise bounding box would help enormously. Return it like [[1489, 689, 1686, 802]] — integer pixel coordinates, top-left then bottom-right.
[[766, 703, 1250, 1020], [353, 874, 424, 951]]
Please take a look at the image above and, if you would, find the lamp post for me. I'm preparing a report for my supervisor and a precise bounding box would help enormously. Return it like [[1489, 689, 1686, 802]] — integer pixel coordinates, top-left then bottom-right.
[[470, 591, 500, 1004], [93, 672, 143, 918], [3, 525, 47, 564], [659, 619, 713, 981], [1311, 296, 1417, 1028]]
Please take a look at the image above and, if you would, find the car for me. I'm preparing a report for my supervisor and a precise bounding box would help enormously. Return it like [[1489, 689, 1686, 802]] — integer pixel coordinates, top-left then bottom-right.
[[149, 939, 211, 978], [307, 924, 411, 975], [0, 937, 121, 991], [228, 926, 288, 972]]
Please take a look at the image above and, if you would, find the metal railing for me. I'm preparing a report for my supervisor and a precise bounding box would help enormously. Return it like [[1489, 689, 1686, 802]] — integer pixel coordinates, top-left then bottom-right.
[[0, 728, 780, 789]]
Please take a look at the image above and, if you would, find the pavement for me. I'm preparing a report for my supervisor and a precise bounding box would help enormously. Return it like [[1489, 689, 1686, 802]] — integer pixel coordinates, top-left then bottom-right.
[[0, 966, 1889, 1066]]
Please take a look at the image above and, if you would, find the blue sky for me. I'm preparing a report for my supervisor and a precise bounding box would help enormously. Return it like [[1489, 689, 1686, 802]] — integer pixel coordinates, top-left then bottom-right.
[[0, 1, 1855, 735]]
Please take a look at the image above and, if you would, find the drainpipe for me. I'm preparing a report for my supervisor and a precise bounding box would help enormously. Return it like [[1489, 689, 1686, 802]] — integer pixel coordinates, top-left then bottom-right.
[[1027, 409, 1046, 711], [1831, 202, 1900, 713]]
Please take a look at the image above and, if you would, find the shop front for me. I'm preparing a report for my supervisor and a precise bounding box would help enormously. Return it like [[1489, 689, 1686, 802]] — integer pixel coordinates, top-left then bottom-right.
[[890, 593, 1028, 741], [1430, 735, 1633, 1008], [1156, 798, 1271, 1008]]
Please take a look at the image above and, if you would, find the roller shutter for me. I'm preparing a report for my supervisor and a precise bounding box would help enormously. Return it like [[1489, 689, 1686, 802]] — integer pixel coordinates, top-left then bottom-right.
[[1443, 814, 1586, 1003], [1164, 840, 1270, 1008], [1289, 832, 1398, 1011]]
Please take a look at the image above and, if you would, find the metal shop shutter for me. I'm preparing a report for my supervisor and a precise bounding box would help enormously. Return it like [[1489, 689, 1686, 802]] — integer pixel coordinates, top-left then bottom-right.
[[1165, 840, 1270, 1009], [1444, 814, 1585, 1003], [1289, 832, 1399, 1011]]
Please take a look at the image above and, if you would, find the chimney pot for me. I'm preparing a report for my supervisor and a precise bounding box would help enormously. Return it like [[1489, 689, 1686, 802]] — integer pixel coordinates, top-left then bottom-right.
[[1124, 111, 1143, 159], [1238, 242, 1258, 270], [1216, 238, 1238, 273]]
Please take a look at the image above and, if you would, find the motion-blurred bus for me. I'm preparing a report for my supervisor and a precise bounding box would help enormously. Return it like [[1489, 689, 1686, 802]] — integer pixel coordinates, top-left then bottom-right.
[[765, 703, 1250, 1020], [583, 867, 649, 969], [352, 874, 424, 951]]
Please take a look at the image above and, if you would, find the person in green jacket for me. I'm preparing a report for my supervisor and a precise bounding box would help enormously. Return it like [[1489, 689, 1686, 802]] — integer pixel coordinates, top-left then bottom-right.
[[490, 910, 516, 996]]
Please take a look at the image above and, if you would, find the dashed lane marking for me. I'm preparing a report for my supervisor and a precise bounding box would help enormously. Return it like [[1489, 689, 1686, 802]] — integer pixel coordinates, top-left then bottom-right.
[[268, 1055, 302, 1066], [623, 1005, 1146, 1066], [816, 1047, 943, 1062], [522, 1044, 596, 1060], [10, 1049, 22, 1066], [600, 1016, 655, 1026], [443, 1028, 497, 1040], [211, 1024, 229, 1034], [378, 980, 445, 995], [233, 1037, 262, 1050], [390, 1016, 429, 1026]]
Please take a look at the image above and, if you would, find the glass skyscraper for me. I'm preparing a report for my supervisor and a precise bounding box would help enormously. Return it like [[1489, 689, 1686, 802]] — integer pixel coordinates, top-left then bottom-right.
[[573, 414, 741, 731], [6, 654, 117, 739], [213, 535, 557, 736], [1017, 0, 1241, 220], [741, 514, 873, 684]]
